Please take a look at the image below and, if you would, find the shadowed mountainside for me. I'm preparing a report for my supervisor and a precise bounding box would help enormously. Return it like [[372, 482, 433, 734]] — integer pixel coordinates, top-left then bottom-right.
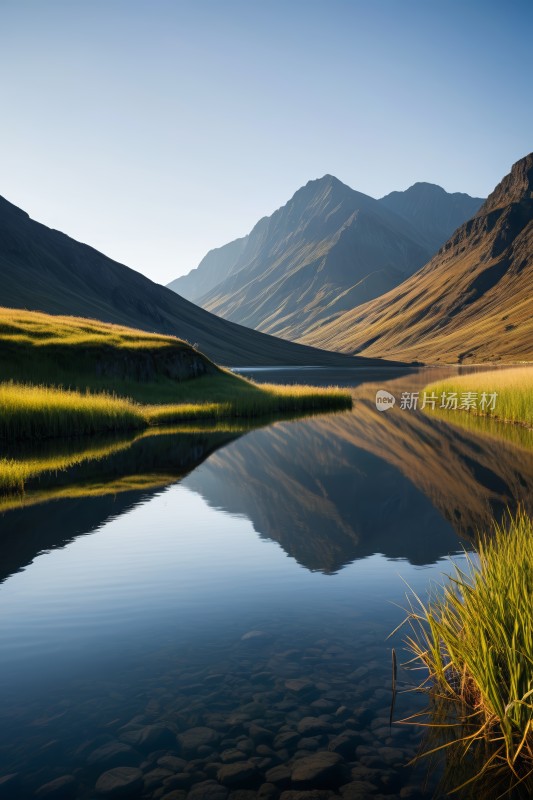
[[0, 194, 380, 368], [302, 154, 533, 363], [169, 177, 482, 340], [380, 182, 483, 253]]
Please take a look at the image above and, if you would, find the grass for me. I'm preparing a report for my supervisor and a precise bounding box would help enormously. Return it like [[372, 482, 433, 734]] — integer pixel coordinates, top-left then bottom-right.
[[0, 306, 189, 350], [399, 510, 533, 795], [0, 307, 352, 443], [422, 367, 533, 428], [0, 383, 147, 445], [0, 376, 351, 444]]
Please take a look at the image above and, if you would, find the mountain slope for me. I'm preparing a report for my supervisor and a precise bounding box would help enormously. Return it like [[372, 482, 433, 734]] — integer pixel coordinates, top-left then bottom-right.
[[168, 176, 483, 341], [167, 234, 249, 301], [0, 194, 389, 367], [301, 154, 533, 363], [379, 182, 484, 253]]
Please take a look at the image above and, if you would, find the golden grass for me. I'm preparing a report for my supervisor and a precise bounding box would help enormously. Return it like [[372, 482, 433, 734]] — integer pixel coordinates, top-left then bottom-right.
[[399, 510, 533, 795], [422, 367, 533, 427], [0, 306, 187, 350], [0, 378, 352, 446], [0, 382, 146, 444]]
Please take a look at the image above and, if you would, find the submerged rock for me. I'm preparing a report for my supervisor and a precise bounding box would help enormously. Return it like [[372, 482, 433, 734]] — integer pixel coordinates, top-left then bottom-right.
[[178, 727, 219, 754], [187, 780, 229, 800], [35, 775, 76, 799], [95, 766, 143, 797], [291, 752, 343, 788], [217, 762, 259, 788], [87, 741, 140, 768]]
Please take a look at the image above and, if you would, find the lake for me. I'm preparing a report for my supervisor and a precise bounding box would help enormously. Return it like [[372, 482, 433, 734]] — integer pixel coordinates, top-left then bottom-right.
[[0, 367, 531, 800]]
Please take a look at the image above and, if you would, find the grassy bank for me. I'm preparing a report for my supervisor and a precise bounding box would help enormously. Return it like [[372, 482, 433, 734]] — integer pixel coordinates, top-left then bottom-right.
[[0, 377, 351, 444], [422, 367, 533, 427], [401, 510, 533, 795], [0, 307, 352, 442]]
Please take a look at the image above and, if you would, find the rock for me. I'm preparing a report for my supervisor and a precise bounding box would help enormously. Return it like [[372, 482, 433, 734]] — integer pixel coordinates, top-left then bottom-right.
[[217, 762, 259, 789], [273, 732, 299, 751], [95, 766, 143, 797], [187, 779, 229, 800], [291, 752, 343, 788], [339, 781, 379, 799], [144, 768, 174, 790], [35, 775, 76, 799], [161, 792, 188, 800], [120, 725, 175, 750], [334, 707, 350, 720], [258, 783, 279, 800], [227, 792, 258, 800], [297, 738, 320, 752], [157, 756, 187, 772], [296, 717, 331, 736], [376, 746, 404, 764], [309, 700, 336, 712], [279, 792, 334, 800], [222, 749, 248, 764], [164, 773, 195, 790], [327, 732, 363, 759], [87, 741, 140, 768], [284, 680, 317, 698], [264, 766, 291, 789], [241, 631, 271, 643], [236, 739, 254, 755], [178, 727, 218, 754], [248, 724, 274, 744]]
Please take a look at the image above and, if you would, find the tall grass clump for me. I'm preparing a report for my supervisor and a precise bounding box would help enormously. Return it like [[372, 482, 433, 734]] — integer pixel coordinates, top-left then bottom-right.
[[424, 367, 533, 427], [401, 510, 533, 795], [0, 382, 146, 441]]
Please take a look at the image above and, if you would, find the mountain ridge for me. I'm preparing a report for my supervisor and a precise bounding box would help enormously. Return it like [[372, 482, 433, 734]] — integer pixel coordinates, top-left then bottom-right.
[[0, 193, 394, 368], [300, 153, 533, 363], [168, 175, 483, 340]]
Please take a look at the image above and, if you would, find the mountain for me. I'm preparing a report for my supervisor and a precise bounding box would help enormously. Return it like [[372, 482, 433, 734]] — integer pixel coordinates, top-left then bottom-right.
[[168, 176, 483, 340], [380, 182, 484, 253], [168, 234, 249, 300], [0, 194, 387, 368], [300, 153, 533, 363]]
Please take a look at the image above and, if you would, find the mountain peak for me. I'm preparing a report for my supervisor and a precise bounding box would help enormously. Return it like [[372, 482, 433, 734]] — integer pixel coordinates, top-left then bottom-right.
[[481, 152, 533, 215]]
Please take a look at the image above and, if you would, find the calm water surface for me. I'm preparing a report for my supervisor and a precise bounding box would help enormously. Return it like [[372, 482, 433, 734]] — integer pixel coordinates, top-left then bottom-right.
[[0, 367, 531, 799]]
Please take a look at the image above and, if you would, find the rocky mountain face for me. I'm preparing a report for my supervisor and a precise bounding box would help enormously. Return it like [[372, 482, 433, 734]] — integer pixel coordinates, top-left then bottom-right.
[[0, 195, 382, 367], [301, 153, 533, 363], [168, 176, 483, 340], [379, 182, 484, 253]]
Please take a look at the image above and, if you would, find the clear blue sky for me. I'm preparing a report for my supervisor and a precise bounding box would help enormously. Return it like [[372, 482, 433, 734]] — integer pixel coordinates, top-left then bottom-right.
[[1, 0, 531, 284]]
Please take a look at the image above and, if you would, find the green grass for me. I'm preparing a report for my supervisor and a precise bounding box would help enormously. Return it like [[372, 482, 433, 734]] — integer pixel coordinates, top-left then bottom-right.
[[0, 307, 352, 442], [0, 376, 351, 444], [0, 382, 146, 443], [399, 510, 533, 795], [422, 367, 533, 428], [0, 306, 189, 350]]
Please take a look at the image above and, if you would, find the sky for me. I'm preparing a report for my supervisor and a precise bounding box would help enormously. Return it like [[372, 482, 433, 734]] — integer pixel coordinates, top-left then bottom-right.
[[1, 0, 531, 285]]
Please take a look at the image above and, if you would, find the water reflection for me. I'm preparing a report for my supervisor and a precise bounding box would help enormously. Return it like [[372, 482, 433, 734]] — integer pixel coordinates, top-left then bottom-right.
[[184, 369, 533, 571], [0, 427, 241, 583], [0, 367, 531, 800]]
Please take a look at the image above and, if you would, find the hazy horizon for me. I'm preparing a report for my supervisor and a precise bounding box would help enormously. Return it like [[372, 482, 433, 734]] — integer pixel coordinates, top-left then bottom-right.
[[1, 0, 531, 285]]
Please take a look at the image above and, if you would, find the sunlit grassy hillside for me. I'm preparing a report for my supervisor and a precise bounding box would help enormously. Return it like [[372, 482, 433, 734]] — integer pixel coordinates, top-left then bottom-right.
[[0, 307, 352, 441], [423, 367, 533, 427]]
